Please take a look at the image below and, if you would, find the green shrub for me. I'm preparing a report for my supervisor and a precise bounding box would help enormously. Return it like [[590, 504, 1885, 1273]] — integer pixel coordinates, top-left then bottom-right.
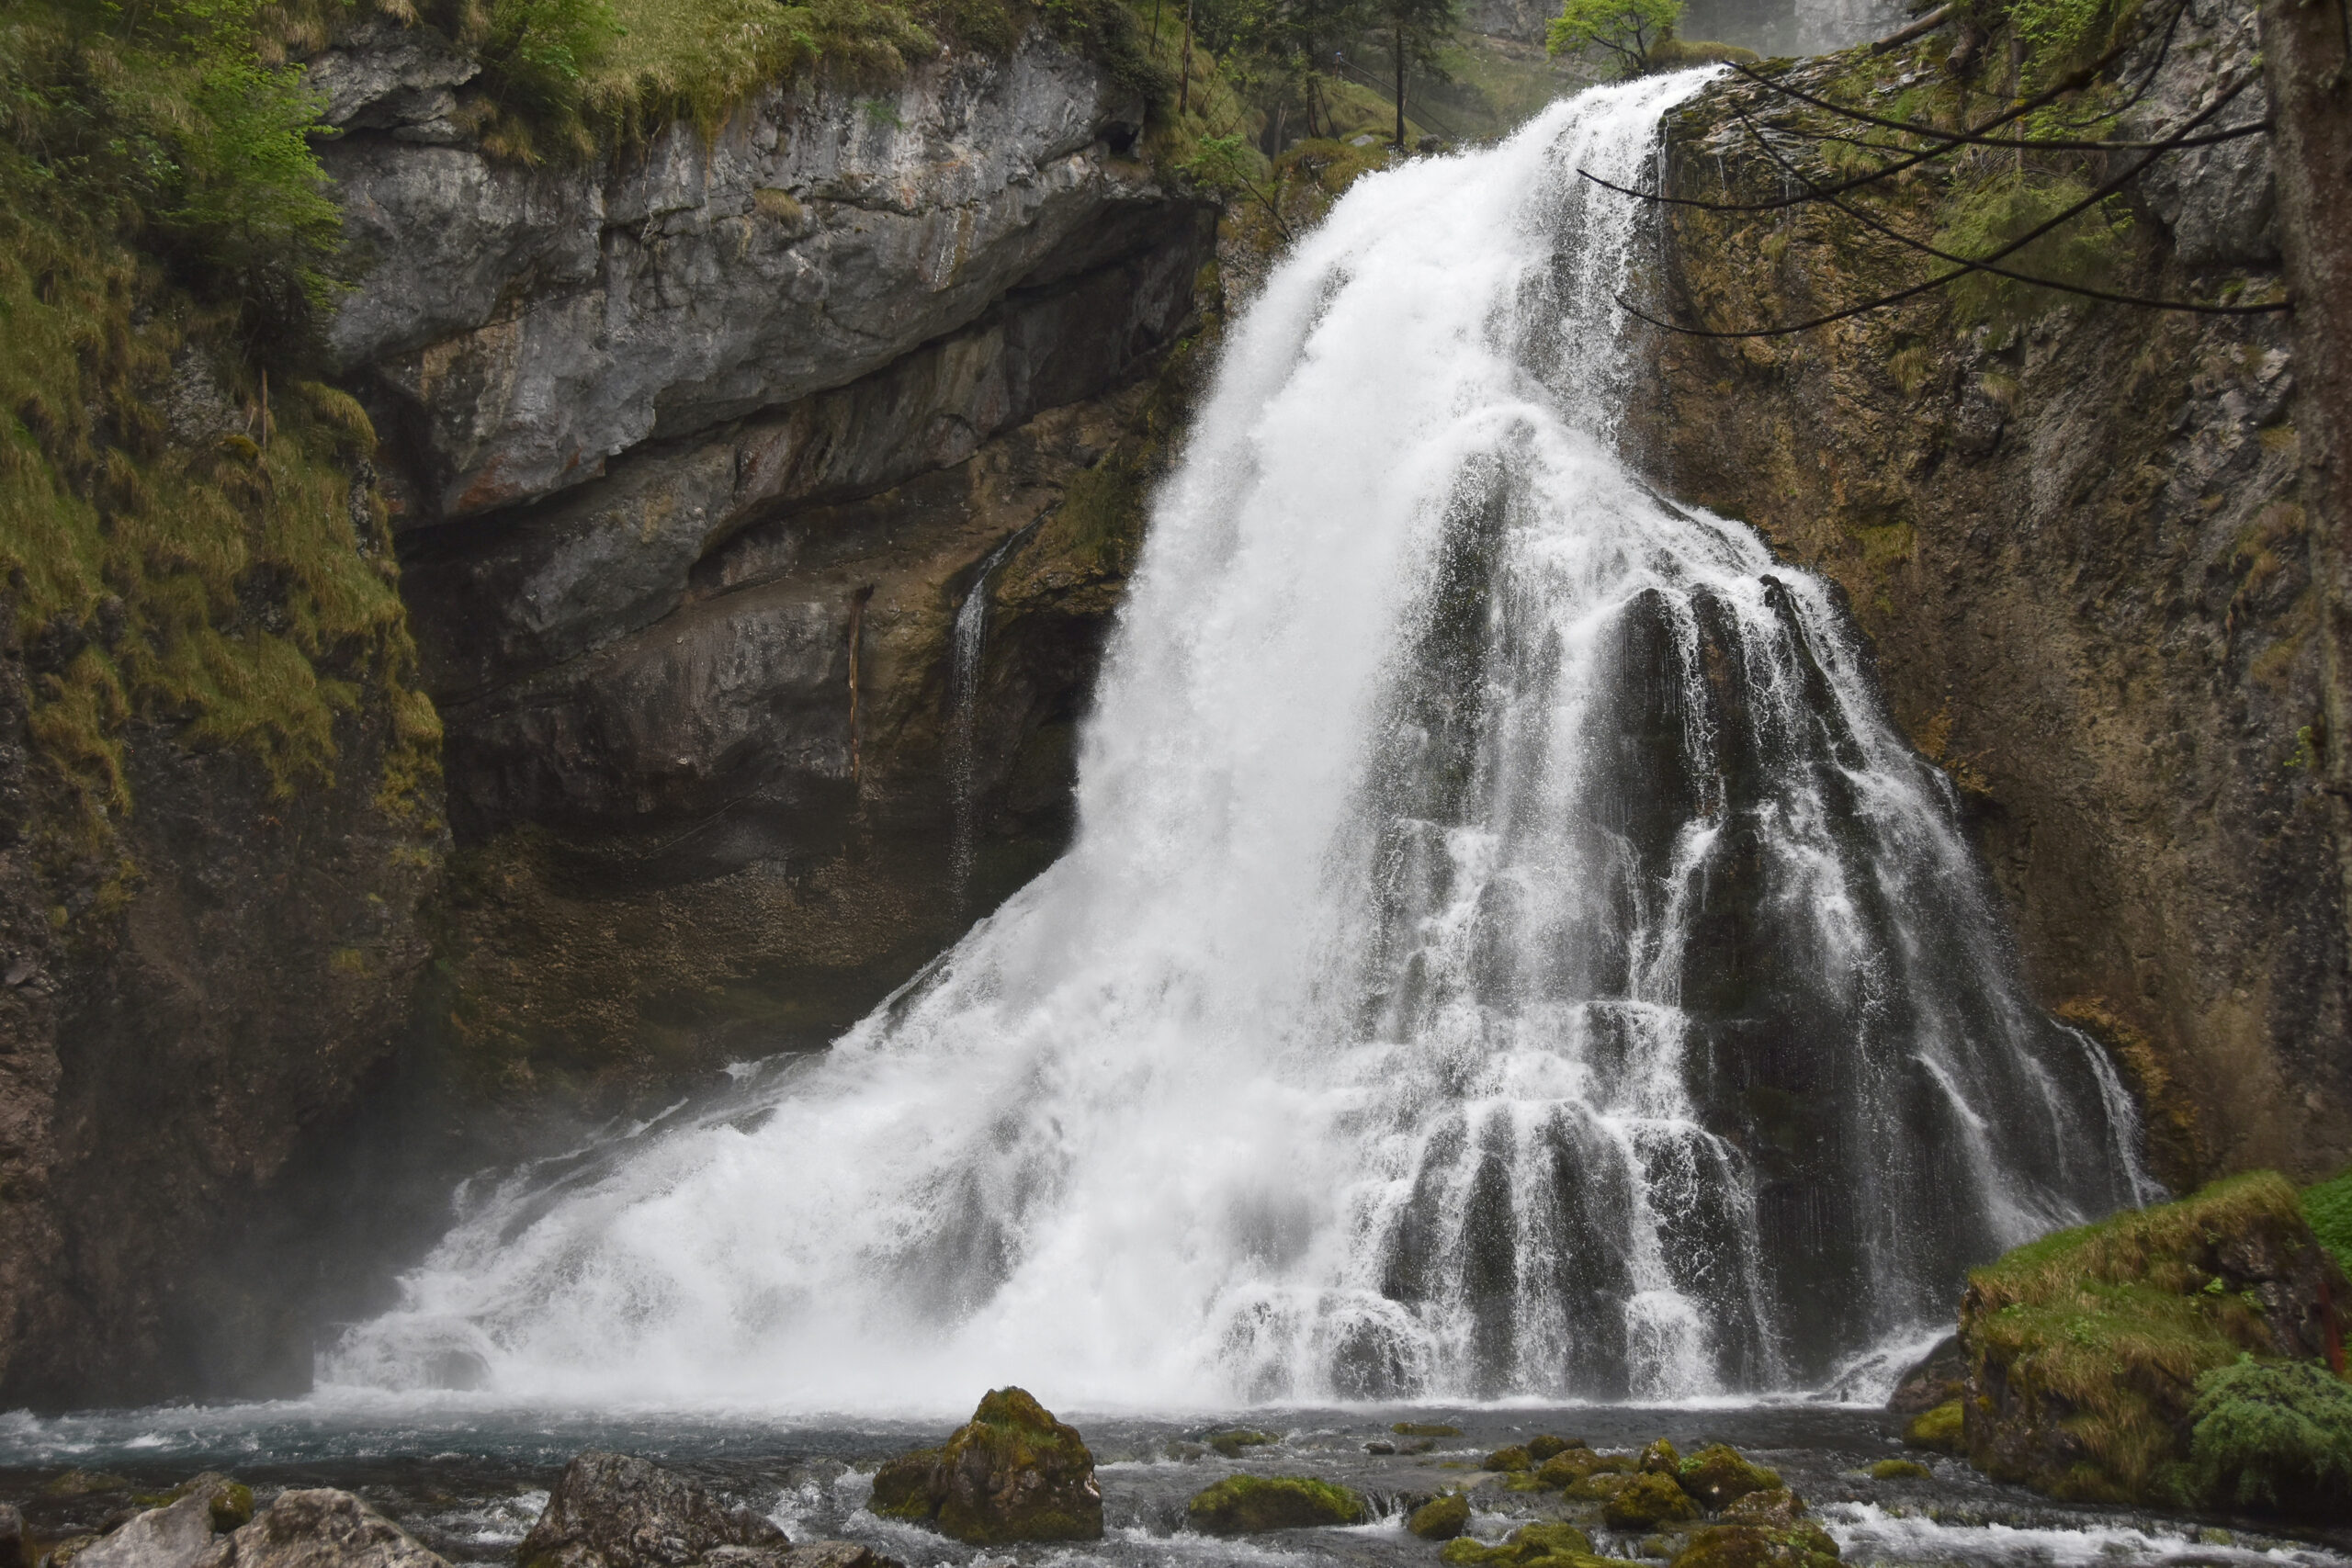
[[2187, 1357, 2352, 1517]]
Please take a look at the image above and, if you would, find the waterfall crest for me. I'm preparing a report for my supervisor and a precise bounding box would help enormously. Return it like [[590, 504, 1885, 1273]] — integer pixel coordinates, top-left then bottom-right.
[[327, 73, 2149, 1411]]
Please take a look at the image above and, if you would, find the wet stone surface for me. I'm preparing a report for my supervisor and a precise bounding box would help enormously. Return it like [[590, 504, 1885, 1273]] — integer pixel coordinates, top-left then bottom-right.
[[0, 1407, 2346, 1568]]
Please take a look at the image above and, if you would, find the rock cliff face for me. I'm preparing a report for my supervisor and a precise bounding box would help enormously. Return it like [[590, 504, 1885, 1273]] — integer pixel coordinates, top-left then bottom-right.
[[1636, 1, 2350, 1186], [324, 25, 1215, 1111]]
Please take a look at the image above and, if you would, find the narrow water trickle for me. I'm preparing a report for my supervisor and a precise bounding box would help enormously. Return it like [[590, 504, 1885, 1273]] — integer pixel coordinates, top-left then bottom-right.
[[946, 526, 1031, 906], [326, 72, 2152, 1412]]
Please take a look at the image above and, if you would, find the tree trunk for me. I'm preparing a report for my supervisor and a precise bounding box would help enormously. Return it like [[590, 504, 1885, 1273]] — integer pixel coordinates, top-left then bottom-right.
[[2258, 0, 2352, 955], [1394, 19, 1406, 147], [1180, 0, 1195, 116]]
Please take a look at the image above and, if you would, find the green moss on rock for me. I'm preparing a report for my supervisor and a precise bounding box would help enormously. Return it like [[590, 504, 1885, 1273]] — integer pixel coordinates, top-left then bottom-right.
[[1867, 1460, 1930, 1481], [1675, 1444, 1781, 1509], [1185, 1474, 1364, 1535], [1395, 1422, 1464, 1437], [1484, 1445, 1534, 1472], [1605, 1471, 1701, 1529], [2184, 1357, 2352, 1520], [1206, 1428, 1278, 1457], [1904, 1401, 1964, 1453], [1442, 1522, 1641, 1568], [866, 1388, 1102, 1544], [1408, 1492, 1472, 1540], [1669, 1521, 1840, 1568]]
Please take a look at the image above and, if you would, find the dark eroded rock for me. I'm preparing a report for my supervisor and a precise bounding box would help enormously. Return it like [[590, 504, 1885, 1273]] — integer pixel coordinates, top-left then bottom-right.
[[1669, 1522, 1841, 1568], [1887, 1335, 1967, 1416], [1, 1504, 23, 1568], [518, 1453, 786, 1568]]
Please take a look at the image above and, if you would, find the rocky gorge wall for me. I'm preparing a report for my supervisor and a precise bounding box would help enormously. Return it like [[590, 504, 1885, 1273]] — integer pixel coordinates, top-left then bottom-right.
[[325, 25, 1216, 1117], [1633, 0, 2351, 1188], [0, 17, 1214, 1407]]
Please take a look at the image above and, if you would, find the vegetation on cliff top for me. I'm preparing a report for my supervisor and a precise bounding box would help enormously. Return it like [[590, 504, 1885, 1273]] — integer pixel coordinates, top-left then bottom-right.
[[2, 0, 440, 907]]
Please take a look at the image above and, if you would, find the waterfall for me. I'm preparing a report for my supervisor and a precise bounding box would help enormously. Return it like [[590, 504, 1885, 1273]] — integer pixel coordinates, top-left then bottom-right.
[[946, 522, 1039, 903], [325, 73, 2149, 1412]]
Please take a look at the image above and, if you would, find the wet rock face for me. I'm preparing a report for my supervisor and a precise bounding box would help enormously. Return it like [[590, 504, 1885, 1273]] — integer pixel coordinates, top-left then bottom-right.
[[518, 1453, 788, 1568], [1640, 10, 2349, 1184]]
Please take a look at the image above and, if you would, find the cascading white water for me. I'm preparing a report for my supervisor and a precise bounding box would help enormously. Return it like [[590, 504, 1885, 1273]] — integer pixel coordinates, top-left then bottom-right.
[[946, 526, 1031, 902], [326, 73, 2151, 1412]]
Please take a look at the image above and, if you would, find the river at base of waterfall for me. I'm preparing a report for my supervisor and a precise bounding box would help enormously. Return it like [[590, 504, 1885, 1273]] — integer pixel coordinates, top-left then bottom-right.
[[1, 1404, 2344, 1568]]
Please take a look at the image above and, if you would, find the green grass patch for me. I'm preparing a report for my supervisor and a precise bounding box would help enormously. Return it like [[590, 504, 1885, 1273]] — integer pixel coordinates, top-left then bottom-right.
[[2305, 1168, 2352, 1277]]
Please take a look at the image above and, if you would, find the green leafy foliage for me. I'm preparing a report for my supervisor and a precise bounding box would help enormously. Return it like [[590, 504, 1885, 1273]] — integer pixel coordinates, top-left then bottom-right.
[[1931, 170, 2132, 331], [2003, 0, 2132, 84], [1545, 0, 1679, 73], [2187, 1357, 2352, 1516]]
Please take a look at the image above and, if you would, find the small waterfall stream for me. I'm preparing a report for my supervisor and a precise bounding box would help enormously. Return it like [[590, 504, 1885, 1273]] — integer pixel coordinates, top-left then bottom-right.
[[946, 525, 1035, 905], [327, 73, 2149, 1412]]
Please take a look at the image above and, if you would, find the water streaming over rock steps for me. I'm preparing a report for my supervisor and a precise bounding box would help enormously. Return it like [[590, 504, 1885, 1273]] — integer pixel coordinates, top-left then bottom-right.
[[328, 72, 2154, 1412]]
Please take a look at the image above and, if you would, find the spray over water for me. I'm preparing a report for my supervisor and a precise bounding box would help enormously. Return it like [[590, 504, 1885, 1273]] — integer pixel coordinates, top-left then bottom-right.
[[329, 73, 2149, 1412]]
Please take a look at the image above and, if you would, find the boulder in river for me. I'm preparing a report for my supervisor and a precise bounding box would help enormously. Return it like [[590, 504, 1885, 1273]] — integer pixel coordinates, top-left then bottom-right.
[[2, 1504, 23, 1568], [866, 1388, 1102, 1544], [1673, 1445, 1781, 1510], [1603, 1472, 1700, 1529], [208, 1490, 449, 1568], [519, 1454, 787, 1568], [70, 1476, 254, 1568], [1406, 1492, 1470, 1540], [1185, 1475, 1366, 1535], [1886, 1335, 1967, 1416], [1668, 1520, 1840, 1568]]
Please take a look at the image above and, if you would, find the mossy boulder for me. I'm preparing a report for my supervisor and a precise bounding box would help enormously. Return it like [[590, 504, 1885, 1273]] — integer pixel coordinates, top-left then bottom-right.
[[1408, 1493, 1472, 1540], [1604, 1471, 1700, 1529], [1484, 1445, 1534, 1472], [1638, 1439, 1682, 1474], [1867, 1460, 1930, 1481], [1958, 1173, 2347, 1506], [1903, 1401, 1963, 1454], [868, 1388, 1102, 1544], [1564, 1471, 1638, 1502], [1526, 1435, 1577, 1462], [1535, 1448, 1602, 1487], [1442, 1522, 1641, 1567], [1207, 1428, 1278, 1458], [1674, 1445, 1781, 1510], [1185, 1475, 1364, 1535], [1669, 1521, 1840, 1568], [1396, 1422, 1464, 1438]]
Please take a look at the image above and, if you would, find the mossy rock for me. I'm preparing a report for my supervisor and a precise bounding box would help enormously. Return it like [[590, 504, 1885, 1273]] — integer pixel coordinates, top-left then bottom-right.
[[1638, 1438, 1682, 1474], [1867, 1460, 1931, 1481], [1207, 1428, 1278, 1458], [158, 1473, 253, 1532], [1960, 1171, 2347, 1506], [1526, 1435, 1579, 1461], [1442, 1521, 1640, 1568], [867, 1447, 943, 1522], [1903, 1401, 1963, 1454], [1408, 1492, 1472, 1540], [1535, 1448, 1610, 1487], [868, 1388, 1102, 1544], [1670, 1522, 1841, 1568], [2183, 1356, 2352, 1521], [1484, 1444, 1534, 1472], [1565, 1471, 1637, 1502], [1185, 1474, 1365, 1535], [1676, 1445, 1781, 1509], [1604, 1471, 1700, 1529], [1396, 1422, 1465, 1438], [1721, 1489, 1808, 1529]]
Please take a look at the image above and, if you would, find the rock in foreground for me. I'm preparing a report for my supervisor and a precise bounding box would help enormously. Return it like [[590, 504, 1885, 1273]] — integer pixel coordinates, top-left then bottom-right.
[[519, 1453, 787, 1568], [208, 1490, 449, 1568], [867, 1388, 1102, 1544]]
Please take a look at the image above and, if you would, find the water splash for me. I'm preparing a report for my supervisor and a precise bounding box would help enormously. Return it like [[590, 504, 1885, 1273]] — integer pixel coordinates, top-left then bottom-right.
[[325, 72, 2145, 1412]]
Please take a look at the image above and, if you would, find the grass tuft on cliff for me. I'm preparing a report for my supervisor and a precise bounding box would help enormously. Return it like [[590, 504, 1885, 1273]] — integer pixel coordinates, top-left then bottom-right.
[[2305, 1168, 2352, 1276], [1960, 1172, 2349, 1510], [2, 0, 442, 884]]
